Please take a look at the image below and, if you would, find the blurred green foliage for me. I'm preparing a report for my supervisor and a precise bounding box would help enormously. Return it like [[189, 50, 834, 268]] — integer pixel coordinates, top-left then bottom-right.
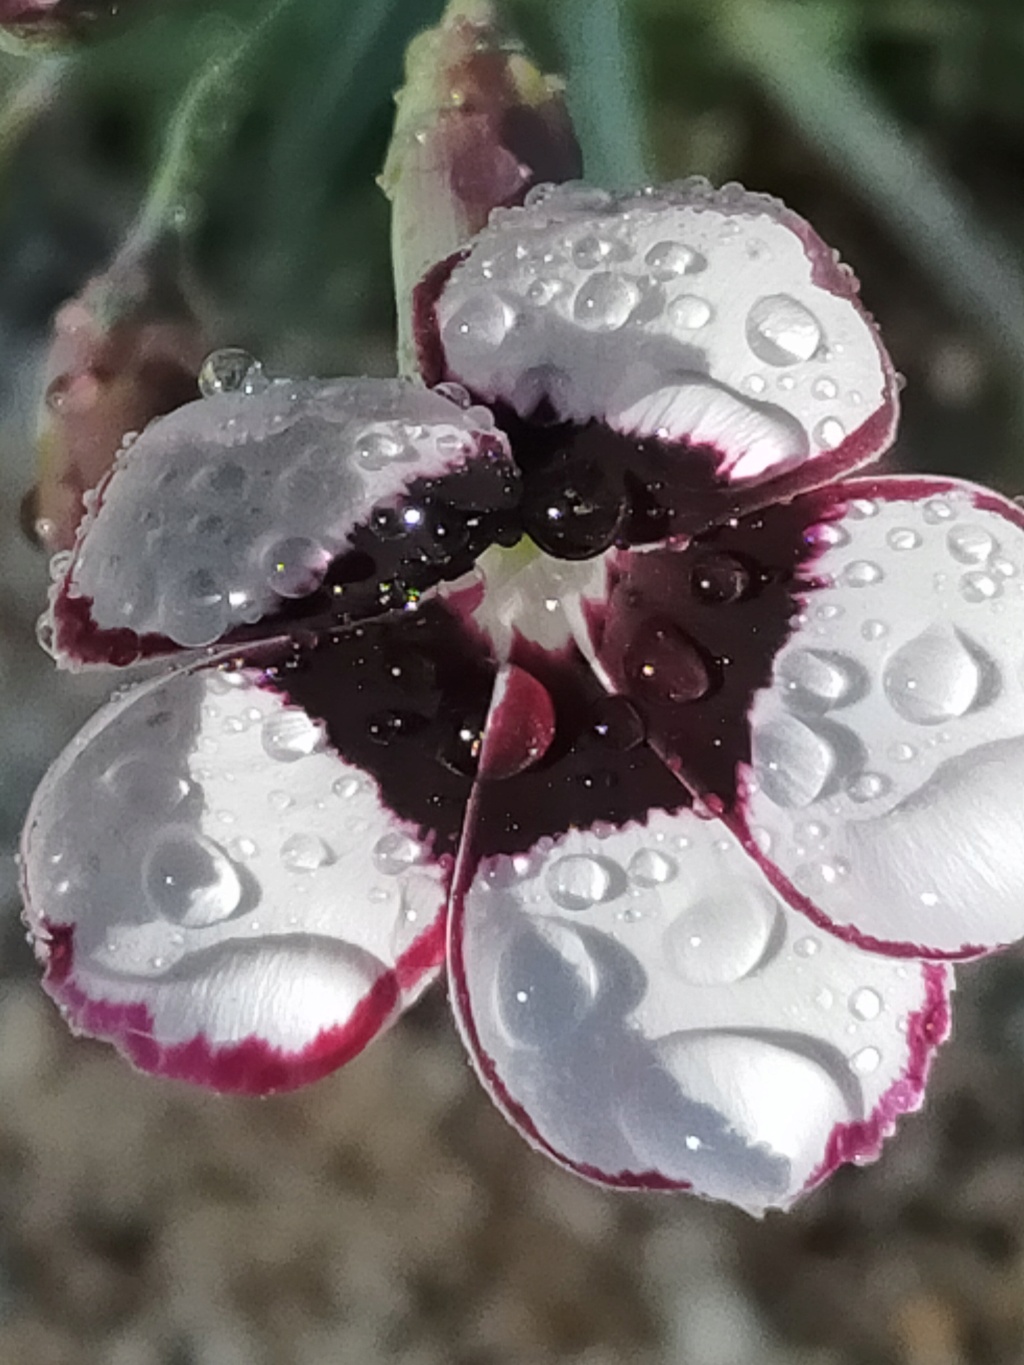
[[2, 0, 1024, 482]]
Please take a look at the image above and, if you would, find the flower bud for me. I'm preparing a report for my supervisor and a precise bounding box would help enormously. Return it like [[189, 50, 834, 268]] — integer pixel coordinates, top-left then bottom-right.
[[381, 0, 582, 375], [28, 237, 207, 552]]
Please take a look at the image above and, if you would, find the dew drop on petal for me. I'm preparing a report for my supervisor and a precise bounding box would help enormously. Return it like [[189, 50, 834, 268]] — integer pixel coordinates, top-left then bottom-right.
[[883, 626, 981, 724], [262, 708, 324, 761], [846, 772, 889, 803], [850, 1046, 882, 1075], [546, 855, 613, 911], [667, 294, 713, 331], [960, 570, 1002, 603], [573, 273, 639, 330], [354, 429, 406, 470], [372, 832, 423, 876], [753, 715, 836, 808], [745, 294, 822, 365], [947, 524, 996, 564], [264, 537, 325, 597], [841, 559, 884, 588], [624, 621, 712, 704], [849, 988, 883, 1020], [447, 294, 515, 346], [663, 883, 778, 986], [628, 848, 677, 887], [814, 418, 846, 450], [198, 348, 266, 397], [887, 527, 921, 552], [143, 831, 242, 926], [644, 240, 703, 278], [280, 833, 333, 872], [777, 649, 853, 713]]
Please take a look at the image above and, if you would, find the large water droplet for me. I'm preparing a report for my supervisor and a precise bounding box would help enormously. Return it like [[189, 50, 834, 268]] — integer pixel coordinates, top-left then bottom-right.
[[947, 524, 996, 565], [198, 348, 266, 397], [354, 428, 407, 470], [644, 240, 703, 278], [960, 571, 1002, 603], [143, 830, 242, 926], [840, 559, 883, 587], [849, 1046, 881, 1076], [264, 537, 325, 598], [628, 848, 677, 886], [667, 294, 713, 330], [373, 832, 423, 876], [690, 553, 750, 604], [261, 708, 324, 761], [887, 528, 921, 552], [447, 294, 515, 346], [883, 625, 982, 725], [663, 882, 779, 985], [546, 855, 614, 911], [753, 715, 836, 808], [571, 234, 615, 269], [849, 987, 883, 1020], [814, 418, 846, 449], [495, 920, 600, 1048], [164, 569, 229, 647], [280, 833, 333, 871], [625, 619, 712, 704], [573, 273, 639, 330], [102, 756, 191, 814], [745, 294, 822, 365], [777, 649, 854, 714]]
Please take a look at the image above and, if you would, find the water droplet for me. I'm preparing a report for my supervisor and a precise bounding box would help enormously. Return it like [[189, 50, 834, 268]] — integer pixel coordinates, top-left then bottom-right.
[[809, 522, 849, 549], [261, 708, 324, 761], [625, 620, 712, 704], [745, 294, 822, 365], [847, 772, 889, 802], [432, 381, 471, 407], [887, 527, 921, 551], [753, 715, 836, 808], [667, 294, 713, 330], [848, 499, 878, 519], [814, 418, 846, 450], [571, 234, 614, 269], [546, 855, 614, 911], [690, 552, 750, 604], [143, 831, 241, 926], [332, 775, 364, 799], [354, 428, 407, 470], [849, 987, 883, 1020], [644, 240, 703, 277], [841, 559, 884, 588], [162, 568, 230, 648], [264, 537, 325, 597], [373, 832, 423, 876], [628, 848, 677, 886], [947, 524, 996, 564], [777, 649, 854, 713], [961, 570, 1002, 603], [526, 278, 563, 305], [280, 833, 333, 872], [793, 936, 819, 958], [268, 789, 293, 811], [861, 619, 888, 641], [573, 273, 639, 330], [922, 498, 955, 524], [198, 348, 266, 397], [744, 374, 767, 395], [850, 1046, 881, 1075], [227, 836, 259, 860], [663, 882, 778, 986], [812, 377, 838, 400], [102, 757, 191, 813], [883, 625, 981, 724], [447, 293, 515, 346]]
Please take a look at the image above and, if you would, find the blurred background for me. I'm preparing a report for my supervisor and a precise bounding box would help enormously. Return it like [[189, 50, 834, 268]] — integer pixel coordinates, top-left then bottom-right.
[[3, 0, 1024, 1361]]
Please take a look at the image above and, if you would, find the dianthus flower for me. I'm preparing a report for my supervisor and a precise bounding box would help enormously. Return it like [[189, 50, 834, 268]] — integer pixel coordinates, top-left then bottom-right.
[[22, 179, 1024, 1213]]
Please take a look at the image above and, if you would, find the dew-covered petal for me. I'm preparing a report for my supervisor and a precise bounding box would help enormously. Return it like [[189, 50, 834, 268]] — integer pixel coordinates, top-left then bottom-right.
[[22, 602, 495, 1092], [575, 476, 1024, 958], [422, 179, 896, 528], [48, 377, 517, 666], [734, 477, 1024, 957], [450, 804, 951, 1213]]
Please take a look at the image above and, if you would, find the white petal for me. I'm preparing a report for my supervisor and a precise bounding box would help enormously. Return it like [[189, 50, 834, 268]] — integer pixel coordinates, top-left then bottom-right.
[[427, 179, 895, 501], [21, 656, 450, 1092], [741, 477, 1024, 956], [49, 378, 512, 665], [451, 806, 950, 1213]]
